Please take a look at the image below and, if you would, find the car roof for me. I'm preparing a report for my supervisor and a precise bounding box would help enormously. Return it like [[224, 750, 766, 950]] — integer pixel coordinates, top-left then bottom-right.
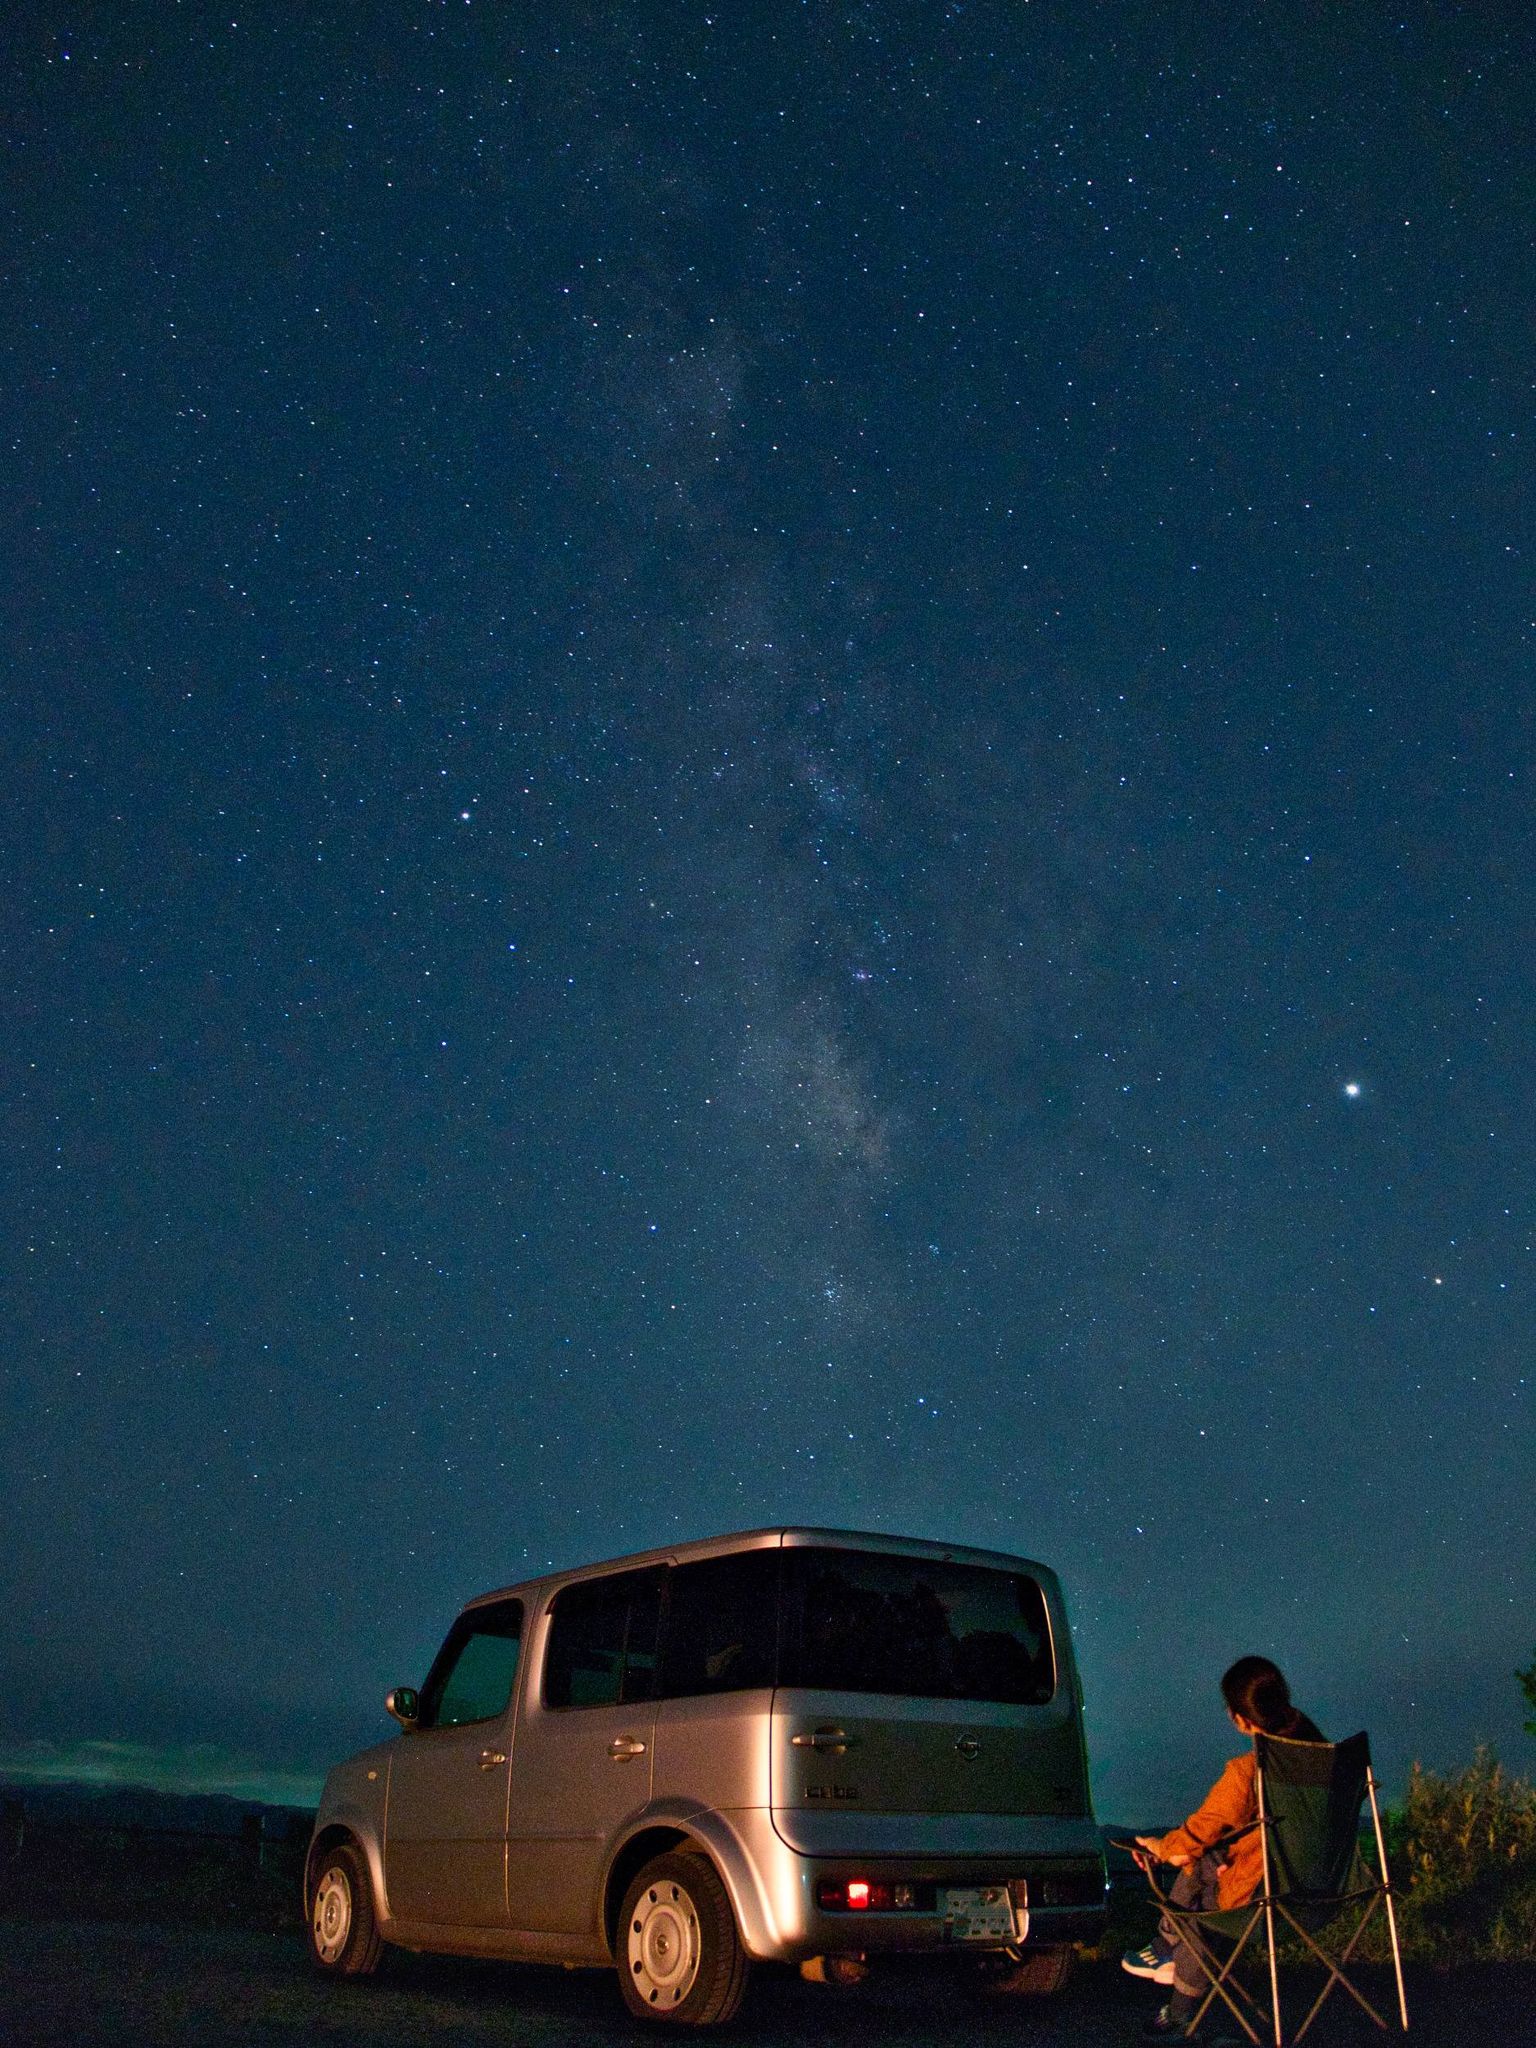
[[461, 1525, 1056, 1613]]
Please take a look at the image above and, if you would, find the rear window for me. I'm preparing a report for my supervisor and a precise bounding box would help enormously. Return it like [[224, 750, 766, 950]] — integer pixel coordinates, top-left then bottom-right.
[[782, 1547, 1055, 1705]]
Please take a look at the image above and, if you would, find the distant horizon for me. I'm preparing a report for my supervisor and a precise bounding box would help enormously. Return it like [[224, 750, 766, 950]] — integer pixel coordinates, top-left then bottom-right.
[[6, 1692, 1530, 1824], [0, 1754, 1177, 1836], [0, 1739, 327, 1813]]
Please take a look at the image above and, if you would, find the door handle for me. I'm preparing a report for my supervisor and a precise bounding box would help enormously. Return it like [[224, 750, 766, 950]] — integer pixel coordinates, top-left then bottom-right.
[[478, 1749, 507, 1769], [790, 1726, 857, 1755], [608, 1735, 647, 1760]]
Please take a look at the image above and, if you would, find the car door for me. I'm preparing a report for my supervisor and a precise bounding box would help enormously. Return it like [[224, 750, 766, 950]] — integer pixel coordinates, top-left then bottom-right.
[[770, 1547, 1084, 1852], [505, 1566, 663, 1936], [384, 1598, 523, 1926], [649, 1547, 779, 1817]]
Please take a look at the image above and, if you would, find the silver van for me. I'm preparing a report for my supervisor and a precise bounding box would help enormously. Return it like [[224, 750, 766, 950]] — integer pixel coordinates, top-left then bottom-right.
[[306, 1526, 1106, 2025]]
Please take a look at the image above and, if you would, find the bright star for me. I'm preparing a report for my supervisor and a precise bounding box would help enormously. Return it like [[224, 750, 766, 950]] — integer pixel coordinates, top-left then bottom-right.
[[1343, 1081, 1362, 1098]]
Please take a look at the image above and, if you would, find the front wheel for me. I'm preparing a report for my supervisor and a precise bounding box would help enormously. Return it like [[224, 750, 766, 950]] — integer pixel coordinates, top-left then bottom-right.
[[617, 1852, 749, 2025], [307, 1840, 385, 1977]]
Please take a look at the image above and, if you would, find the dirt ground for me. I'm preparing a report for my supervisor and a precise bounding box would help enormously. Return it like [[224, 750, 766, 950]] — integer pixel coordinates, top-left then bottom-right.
[[1, 1918, 1530, 2048]]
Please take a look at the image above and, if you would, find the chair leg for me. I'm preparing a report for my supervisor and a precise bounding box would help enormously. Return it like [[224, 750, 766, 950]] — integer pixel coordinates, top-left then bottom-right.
[[1187, 1967, 1263, 2043], [1276, 1901, 1392, 2042], [1367, 1766, 1411, 2033], [1384, 1893, 1410, 2034], [1168, 1909, 1265, 2045]]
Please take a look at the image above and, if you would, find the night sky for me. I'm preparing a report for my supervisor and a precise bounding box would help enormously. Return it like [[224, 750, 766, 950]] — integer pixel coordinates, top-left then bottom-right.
[[5, 3, 1532, 1820]]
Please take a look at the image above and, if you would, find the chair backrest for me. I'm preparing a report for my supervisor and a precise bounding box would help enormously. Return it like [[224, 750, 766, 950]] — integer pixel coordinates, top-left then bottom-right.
[[1256, 1730, 1372, 1901]]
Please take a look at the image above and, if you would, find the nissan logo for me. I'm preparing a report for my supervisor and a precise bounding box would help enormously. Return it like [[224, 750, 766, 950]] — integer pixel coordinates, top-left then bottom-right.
[[955, 1735, 981, 1762]]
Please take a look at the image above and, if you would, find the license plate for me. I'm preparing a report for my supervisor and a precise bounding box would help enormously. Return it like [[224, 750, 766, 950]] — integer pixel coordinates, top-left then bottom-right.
[[941, 1885, 1016, 1942]]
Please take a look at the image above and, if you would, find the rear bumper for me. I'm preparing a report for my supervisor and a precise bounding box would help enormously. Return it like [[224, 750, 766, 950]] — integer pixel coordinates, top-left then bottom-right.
[[784, 1900, 1106, 1959], [709, 1810, 1107, 1962], [786, 1880, 1106, 1960]]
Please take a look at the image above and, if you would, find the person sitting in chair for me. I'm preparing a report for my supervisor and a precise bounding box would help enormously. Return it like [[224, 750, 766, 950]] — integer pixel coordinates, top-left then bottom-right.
[[1123, 1655, 1323, 2038]]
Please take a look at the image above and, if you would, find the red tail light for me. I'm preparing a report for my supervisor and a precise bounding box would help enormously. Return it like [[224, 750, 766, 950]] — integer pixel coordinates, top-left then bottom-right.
[[816, 1877, 924, 1911]]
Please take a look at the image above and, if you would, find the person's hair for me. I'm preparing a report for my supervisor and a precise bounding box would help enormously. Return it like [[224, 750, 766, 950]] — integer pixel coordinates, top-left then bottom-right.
[[1221, 1655, 1300, 1735]]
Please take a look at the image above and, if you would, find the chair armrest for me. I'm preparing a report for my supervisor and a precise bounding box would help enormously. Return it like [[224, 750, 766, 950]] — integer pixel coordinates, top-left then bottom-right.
[[1199, 1815, 1268, 1856], [1114, 1815, 1268, 1902], [1111, 1816, 1265, 1862]]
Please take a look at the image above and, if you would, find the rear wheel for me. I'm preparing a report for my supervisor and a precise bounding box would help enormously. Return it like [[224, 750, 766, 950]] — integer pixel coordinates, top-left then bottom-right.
[[973, 1943, 1077, 1995], [308, 1840, 385, 1977], [618, 1851, 749, 2026]]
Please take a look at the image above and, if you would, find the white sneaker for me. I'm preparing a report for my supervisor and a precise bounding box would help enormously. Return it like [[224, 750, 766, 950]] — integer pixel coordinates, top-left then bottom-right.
[[1121, 1943, 1176, 1985]]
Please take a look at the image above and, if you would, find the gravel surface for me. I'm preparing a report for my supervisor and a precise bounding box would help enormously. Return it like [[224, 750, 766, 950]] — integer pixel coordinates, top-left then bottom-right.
[[0, 1919, 1525, 2047]]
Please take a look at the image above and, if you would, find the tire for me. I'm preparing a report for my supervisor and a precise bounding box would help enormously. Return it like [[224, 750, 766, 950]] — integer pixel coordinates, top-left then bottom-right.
[[307, 1839, 386, 1977], [617, 1851, 749, 2026], [975, 1942, 1077, 1996]]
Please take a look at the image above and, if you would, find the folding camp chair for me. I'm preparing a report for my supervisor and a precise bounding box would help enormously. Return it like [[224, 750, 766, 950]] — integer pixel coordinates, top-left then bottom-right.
[[1132, 1731, 1409, 2045]]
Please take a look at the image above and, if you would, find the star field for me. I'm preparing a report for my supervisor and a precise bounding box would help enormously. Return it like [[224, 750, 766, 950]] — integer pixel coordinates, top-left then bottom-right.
[[3, 3, 1532, 1814]]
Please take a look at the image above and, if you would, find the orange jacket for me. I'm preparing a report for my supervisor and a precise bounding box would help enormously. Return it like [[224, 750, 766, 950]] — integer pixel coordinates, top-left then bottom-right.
[[1150, 1750, 1265, 1911]]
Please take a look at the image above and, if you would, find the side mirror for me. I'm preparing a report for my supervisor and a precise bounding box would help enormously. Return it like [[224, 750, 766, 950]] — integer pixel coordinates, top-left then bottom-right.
[[385, 1686, 420, 1729]]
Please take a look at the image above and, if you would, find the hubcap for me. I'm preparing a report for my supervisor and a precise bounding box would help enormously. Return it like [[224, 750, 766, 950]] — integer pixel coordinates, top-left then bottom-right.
[[629, 1879, 701, 2008], [313, 1865, 353, 1964]]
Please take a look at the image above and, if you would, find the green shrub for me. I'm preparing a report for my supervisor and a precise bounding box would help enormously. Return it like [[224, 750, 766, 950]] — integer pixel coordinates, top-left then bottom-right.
[[1370, 1750, 1536, 1964]]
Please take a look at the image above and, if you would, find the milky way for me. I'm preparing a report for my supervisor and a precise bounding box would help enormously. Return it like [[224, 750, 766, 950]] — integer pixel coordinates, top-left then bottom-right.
[[3, 5, 1532, 1814]]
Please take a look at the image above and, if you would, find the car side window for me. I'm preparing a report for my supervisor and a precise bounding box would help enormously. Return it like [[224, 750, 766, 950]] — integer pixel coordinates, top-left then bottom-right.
[[658, 1550, 780, 1698], [417, 1600, 524, 1730], [543, 1568, 663, 1709]]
